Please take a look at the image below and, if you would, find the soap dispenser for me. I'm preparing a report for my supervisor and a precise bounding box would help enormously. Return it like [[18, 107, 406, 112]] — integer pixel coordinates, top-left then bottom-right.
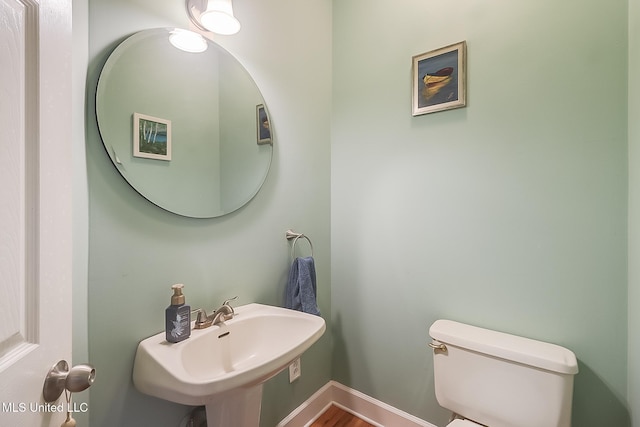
[[165, 284, 191, 343]]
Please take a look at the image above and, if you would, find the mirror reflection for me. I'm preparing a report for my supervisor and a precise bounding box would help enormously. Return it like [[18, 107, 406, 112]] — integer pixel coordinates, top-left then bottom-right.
[[96, 28, 273, 218]]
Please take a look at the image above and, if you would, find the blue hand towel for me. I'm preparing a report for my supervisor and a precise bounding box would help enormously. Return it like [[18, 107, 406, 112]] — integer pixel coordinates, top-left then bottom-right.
[[285, 256, 321, 316]]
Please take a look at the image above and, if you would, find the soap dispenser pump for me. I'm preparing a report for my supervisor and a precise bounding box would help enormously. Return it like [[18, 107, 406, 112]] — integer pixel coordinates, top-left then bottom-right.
[[165, 284, 191, 343]]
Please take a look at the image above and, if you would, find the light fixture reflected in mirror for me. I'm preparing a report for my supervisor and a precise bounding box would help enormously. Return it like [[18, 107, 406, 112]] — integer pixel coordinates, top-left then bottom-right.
[[186, 0, 241, 35], [169, 28, 208, 53]]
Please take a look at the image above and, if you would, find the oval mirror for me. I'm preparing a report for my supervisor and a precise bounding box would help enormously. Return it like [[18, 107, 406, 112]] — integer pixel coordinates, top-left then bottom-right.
[[96, 28, 273, 218]]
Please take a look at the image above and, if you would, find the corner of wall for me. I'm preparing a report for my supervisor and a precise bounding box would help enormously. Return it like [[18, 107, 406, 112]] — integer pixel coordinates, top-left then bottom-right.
[[72, 0, 90, 425], [628, 0, 640, 424]]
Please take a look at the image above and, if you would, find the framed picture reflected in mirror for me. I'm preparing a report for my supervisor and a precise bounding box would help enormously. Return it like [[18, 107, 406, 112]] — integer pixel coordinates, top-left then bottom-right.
[[133, 112, 172, 161]]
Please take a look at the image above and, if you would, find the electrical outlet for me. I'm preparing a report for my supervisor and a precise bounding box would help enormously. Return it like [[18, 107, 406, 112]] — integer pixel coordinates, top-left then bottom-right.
[[289, 358, 301, 383]]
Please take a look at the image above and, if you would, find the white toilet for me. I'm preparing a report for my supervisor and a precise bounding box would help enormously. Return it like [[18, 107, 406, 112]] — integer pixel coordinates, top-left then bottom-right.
[[429, 319, 579, 427]]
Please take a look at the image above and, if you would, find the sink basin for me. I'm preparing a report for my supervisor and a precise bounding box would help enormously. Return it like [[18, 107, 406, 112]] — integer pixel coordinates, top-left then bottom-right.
[[133, 303, 325, 411]]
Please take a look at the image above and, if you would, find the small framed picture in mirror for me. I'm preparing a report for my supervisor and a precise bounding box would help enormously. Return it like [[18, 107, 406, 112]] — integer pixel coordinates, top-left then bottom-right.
[[256, 104, 271, 145], [133, 112, 172, 161]]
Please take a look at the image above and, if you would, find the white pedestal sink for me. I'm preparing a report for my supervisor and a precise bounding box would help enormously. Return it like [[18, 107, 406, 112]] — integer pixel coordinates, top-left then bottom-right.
[[132, 303, 325, 427]]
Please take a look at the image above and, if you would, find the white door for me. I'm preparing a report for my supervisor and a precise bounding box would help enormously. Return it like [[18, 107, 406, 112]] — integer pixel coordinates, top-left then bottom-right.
[[0, 0, 73, 425]]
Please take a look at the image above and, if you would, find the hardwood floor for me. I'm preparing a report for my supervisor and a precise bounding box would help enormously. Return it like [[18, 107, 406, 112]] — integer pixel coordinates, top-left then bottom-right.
[[309, 405, 377, 427]]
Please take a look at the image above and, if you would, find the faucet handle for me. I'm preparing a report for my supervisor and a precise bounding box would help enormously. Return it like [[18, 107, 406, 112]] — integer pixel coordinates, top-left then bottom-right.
[[192, 308, 207, 327], [222, 296, 238, 308], [220, 296, 238, 318]]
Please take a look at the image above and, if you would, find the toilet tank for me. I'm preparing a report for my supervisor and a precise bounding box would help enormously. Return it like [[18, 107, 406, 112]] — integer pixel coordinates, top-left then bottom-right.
[[429, 320, 578, 427]]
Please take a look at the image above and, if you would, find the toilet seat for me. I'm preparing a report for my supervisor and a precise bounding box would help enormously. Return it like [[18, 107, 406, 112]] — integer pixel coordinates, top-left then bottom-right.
[[446, 419, 483, 427]]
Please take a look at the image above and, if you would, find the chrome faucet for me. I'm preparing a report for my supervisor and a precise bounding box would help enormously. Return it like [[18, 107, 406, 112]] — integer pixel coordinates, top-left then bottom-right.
[[194, 296, 238, 329]]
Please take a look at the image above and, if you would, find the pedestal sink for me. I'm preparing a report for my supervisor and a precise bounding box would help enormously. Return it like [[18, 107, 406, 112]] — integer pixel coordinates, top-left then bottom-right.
[[132, 303, 325, 427]]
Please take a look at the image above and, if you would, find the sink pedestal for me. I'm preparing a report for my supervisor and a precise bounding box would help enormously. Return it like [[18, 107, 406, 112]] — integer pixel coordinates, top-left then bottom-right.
[[205, 384, 263, 427]]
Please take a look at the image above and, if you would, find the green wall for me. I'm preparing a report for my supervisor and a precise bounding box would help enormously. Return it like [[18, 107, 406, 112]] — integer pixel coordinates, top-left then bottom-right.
[[86, 1, 332, 426], [331, 1, 629, 426]]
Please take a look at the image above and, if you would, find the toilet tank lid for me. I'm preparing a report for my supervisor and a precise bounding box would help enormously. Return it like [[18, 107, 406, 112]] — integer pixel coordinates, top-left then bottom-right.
[[429, 320, 579, 375]]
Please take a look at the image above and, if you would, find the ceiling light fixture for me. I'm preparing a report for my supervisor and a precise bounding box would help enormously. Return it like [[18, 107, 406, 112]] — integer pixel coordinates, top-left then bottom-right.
[[186, 0, 241, 36]]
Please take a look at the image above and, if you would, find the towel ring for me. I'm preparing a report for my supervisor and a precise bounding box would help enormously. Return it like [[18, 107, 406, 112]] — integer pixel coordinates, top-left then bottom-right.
[[285, 229, 314, 259]]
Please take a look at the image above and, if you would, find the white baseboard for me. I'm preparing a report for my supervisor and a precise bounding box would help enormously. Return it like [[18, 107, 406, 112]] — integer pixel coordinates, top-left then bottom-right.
[[277, 381, 437, 427], [276, 382, 333, 427]]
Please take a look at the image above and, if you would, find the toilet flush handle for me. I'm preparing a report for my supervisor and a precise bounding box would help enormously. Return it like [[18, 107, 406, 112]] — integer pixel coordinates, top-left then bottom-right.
[[428, 340, 447, 353]]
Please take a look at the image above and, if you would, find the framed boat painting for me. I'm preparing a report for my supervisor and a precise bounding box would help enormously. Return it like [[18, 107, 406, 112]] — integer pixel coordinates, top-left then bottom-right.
[[256, 104, 271, 145], [412, 41, 466, 116]]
